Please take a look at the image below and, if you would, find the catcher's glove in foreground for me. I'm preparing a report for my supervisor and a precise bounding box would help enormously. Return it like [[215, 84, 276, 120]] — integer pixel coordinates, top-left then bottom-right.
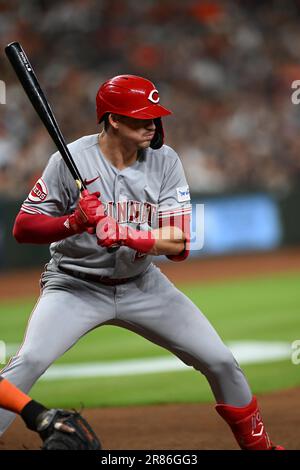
[[37, 409, 102, 450]]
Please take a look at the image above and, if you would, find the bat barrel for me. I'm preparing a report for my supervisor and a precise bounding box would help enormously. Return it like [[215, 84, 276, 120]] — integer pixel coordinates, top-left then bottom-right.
[[5, 42, 86, 190]]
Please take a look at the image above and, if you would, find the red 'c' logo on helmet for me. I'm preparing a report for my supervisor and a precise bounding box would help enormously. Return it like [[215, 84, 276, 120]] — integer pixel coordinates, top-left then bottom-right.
[[148, 89, 160, 104]]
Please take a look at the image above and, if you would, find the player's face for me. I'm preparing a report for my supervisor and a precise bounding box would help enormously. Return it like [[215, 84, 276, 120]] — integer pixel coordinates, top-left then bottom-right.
[[115, 115, 156, 149]]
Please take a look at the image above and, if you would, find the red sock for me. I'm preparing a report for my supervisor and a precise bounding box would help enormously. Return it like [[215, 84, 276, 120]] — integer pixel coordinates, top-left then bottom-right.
[[0, 378, 32, 414], [216, 396, 283, 450]]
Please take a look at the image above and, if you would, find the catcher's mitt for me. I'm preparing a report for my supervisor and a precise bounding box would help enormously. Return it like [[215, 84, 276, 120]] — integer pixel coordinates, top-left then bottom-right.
[[36, 409, 102, 450]]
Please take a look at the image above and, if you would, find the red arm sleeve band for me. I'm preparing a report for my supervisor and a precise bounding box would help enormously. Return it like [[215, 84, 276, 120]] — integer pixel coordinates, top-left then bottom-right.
[[13, 212, 75, 244], [159, 213, 190, 262]]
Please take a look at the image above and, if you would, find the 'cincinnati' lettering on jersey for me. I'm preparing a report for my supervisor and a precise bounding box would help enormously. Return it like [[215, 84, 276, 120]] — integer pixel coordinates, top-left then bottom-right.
[[105, 200, 157, 226]]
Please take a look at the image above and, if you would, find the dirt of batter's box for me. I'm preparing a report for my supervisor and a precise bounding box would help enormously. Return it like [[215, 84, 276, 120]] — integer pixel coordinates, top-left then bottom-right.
[[0, 387, 298, 450]]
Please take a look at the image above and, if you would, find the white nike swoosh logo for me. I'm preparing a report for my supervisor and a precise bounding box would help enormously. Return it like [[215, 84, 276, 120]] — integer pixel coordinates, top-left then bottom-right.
[[252, 423, 264, 437]]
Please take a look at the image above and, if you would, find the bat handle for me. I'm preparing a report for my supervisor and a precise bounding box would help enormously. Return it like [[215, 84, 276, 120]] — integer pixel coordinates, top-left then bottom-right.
[[76, 179, 83, 191]]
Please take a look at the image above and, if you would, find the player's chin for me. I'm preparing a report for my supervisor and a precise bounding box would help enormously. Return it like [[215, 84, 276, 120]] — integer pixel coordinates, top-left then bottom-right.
[[137, 139, 152, 149]]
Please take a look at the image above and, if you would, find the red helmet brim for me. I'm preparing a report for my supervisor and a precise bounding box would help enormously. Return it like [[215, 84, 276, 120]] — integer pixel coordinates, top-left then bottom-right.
[[124, 104, 172, 120]]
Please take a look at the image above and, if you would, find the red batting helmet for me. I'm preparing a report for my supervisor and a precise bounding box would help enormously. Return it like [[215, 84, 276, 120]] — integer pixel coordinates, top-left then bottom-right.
[[96, 75, 172, 149]]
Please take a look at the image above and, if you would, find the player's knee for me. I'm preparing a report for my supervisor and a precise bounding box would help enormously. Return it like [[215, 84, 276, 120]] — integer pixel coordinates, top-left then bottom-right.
[[205, 350, 238, 378]]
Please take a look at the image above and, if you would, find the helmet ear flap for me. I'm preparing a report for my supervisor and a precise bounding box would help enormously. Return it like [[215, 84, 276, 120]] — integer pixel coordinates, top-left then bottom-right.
[[150, 118, 164, 149]]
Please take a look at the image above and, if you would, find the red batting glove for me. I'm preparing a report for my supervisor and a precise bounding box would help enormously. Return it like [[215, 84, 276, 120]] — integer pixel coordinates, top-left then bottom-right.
[[68, 190, 105, 234], [96, 216, 155, 253], [96, 216, 121, 248]]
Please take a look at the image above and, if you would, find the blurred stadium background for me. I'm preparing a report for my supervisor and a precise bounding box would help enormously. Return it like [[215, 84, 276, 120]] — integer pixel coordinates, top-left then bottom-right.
[[0, 0, 299, 449]]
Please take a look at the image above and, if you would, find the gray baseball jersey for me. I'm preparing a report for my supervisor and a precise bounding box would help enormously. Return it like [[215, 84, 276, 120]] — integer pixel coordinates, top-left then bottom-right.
[[21, 134, 192, 278]]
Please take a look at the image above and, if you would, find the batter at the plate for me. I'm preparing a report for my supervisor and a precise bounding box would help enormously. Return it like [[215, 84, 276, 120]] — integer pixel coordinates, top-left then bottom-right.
[[0, 75, 283, 450]]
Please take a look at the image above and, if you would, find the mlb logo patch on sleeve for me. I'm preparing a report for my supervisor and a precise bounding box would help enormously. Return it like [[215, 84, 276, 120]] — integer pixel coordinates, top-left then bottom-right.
[[176, 186, 190, 202]]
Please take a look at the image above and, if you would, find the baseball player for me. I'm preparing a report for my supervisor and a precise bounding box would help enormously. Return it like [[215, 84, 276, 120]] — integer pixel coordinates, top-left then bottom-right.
[[0, 376, 101, 449], [0, 75, 283, 450]]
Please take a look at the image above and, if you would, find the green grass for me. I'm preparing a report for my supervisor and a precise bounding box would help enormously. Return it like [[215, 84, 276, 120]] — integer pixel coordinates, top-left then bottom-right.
[[28, 359, 298, 409], [0, 271, 299, 408], [182, 272, 300, 342]]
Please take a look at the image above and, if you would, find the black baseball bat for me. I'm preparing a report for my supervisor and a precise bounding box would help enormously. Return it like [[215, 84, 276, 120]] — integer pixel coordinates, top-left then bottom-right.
[[5, 41, 87, 191], [5, 41, 119, 252]]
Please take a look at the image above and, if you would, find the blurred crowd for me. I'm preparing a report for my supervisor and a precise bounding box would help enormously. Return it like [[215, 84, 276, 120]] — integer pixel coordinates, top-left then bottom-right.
[[1, 0, 300, 198]]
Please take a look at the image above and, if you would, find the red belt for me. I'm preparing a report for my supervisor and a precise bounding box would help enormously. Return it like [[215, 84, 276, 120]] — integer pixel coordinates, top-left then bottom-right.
[[57, 266, 141, 286]]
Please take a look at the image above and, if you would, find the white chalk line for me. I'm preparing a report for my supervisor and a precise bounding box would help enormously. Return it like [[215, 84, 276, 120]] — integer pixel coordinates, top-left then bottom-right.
[[3, 341, 292, 381]]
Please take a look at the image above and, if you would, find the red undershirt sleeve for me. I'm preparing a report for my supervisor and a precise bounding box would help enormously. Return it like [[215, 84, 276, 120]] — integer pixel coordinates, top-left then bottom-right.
[[13, 212, 75, 244]]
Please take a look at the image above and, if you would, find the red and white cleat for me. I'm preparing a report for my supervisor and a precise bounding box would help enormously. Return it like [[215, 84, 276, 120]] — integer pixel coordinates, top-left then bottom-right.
[[216, 396, 285, 451]]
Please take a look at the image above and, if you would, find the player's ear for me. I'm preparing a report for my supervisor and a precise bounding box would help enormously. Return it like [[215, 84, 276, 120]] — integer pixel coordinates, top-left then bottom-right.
[[108, 113, 120, 130]]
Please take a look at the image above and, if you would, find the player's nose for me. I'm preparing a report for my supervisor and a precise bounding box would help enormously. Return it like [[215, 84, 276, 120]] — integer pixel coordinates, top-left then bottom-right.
[[145, 119, 156, 130]]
